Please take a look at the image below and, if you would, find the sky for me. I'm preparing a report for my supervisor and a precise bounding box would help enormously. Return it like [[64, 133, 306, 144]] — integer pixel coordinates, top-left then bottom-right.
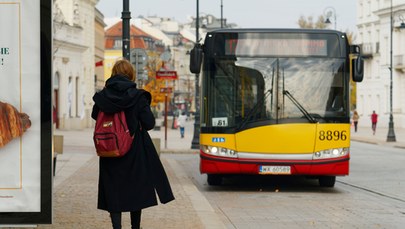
[[96, 0, 358, 32]]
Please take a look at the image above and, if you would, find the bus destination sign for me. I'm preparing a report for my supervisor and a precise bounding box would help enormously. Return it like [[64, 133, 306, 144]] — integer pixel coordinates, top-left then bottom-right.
[[225, 38, 328, 57]]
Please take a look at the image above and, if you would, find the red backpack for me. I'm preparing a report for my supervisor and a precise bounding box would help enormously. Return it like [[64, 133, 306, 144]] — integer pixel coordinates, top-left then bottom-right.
[[93, 110, 134, 157]]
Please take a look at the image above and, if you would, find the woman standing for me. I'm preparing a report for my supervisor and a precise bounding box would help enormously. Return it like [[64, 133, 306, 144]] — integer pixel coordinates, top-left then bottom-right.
[[352, 110, 359, 132], [91, 59, 174, 229], [177, 111, 188, 138]]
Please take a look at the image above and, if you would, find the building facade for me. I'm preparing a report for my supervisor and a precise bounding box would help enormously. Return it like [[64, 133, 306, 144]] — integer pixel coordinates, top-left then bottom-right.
[[53, 0, 99, 130], [356, 0, 405, 128], [103, 21, 164, 81], [95, 8, 106, 92], [53, 6, 237, 129]]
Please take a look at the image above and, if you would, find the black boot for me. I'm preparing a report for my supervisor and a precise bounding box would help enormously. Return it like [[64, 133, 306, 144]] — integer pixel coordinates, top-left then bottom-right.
[[131, 210, 142, 229], [110, 212, 122, 229]]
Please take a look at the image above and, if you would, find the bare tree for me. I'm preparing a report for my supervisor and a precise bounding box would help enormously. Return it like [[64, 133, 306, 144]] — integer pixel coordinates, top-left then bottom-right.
[[297, 15, 328, 29]]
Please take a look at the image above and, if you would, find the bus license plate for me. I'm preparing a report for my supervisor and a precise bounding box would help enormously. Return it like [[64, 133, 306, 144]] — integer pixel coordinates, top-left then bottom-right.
[[259, 165, 291, 175]]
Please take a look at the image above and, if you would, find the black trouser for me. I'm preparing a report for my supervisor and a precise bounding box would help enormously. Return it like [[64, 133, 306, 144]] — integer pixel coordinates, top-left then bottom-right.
[[110, 210, 142, 229]]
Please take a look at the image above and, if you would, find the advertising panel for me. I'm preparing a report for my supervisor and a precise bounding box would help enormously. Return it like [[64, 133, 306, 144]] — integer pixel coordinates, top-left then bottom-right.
[[0, 0, 52, 224]]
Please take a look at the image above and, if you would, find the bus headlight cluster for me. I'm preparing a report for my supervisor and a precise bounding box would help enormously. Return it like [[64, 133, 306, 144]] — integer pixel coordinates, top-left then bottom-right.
[[201, 145, 237, 158], [313, 147, 349, 159]]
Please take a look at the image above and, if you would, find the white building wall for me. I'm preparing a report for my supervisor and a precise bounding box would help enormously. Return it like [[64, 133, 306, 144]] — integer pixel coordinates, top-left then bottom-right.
[[356, 0, 405, 128], [54, 0, 98, 130], [53, 25, 87, 129], [78, 0, 98, 128]]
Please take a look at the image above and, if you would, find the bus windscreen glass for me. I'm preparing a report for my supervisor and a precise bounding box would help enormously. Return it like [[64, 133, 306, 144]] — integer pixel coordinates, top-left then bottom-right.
[[202, 32, 348, 130]]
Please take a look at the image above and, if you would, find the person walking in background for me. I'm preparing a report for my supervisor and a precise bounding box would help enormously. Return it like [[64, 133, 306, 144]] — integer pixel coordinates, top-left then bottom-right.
[[371, 110, 378, 135], [177, 111, 187, 138], [352, 110, 360, 132], [91, 59, 174, 229]]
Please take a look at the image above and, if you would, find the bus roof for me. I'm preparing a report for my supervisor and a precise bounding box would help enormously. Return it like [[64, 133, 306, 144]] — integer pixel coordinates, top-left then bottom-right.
[[207, 28, 346, 36]]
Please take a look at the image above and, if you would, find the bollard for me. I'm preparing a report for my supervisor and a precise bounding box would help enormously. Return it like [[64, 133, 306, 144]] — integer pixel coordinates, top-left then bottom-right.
[[53, 135, 64, 176]]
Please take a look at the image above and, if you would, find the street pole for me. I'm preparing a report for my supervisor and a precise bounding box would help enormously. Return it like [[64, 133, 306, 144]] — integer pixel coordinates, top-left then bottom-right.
[[164, 91, 168, 149], [387, 0, 396, 142], [191, 0, 200, 149], [221, 0, 223, 28], [122, 0, 131, 60]]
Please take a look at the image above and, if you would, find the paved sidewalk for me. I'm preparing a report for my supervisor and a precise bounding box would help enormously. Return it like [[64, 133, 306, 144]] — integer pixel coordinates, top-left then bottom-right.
[[350, 125, 405, 148], [31, 118, 223, 229], [148, 118, 198, 154], [3, 118, 404, 228], [35, 118, 219, 229]]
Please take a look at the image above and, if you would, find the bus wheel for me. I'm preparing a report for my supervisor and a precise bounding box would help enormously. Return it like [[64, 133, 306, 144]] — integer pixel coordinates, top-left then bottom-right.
[[207, 174, 222, 186], [319, 176, 336, 187]]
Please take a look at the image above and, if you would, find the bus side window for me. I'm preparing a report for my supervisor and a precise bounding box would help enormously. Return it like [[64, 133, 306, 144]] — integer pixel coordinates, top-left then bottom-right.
[[236, 66, 265, 120]]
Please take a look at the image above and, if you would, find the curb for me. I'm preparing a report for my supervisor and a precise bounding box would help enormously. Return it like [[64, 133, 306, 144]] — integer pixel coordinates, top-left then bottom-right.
[[160, 149, 198, 154], [351, 137, 405, 149]]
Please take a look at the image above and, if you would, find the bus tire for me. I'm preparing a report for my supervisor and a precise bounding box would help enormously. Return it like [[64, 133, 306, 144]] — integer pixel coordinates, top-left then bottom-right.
[[207, 174, 222, 186], [319, 176, 336, 187]]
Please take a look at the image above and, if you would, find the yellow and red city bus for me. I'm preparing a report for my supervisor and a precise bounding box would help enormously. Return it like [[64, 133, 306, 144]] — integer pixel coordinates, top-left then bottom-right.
[[190, 29, 364, 187]]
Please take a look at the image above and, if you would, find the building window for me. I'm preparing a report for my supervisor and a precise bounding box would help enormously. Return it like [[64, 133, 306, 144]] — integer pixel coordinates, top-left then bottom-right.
[[366, 61, 371, 79], [68, 77, 73, 117], [114, 39, 122, 49], [376, 42, 380, 54], [385, 85, 389, 113], [75, 77, 79, 117], [54, 72, 60, 89]]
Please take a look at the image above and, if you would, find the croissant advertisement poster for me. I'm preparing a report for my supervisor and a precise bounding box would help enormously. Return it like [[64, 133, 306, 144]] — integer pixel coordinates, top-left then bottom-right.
[[0, 0, 52, 224]]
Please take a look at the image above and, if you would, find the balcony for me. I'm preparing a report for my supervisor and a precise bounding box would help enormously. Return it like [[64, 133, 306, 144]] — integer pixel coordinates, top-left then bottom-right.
[[361, 43, 373, 58], [394, 55, 404, 72]]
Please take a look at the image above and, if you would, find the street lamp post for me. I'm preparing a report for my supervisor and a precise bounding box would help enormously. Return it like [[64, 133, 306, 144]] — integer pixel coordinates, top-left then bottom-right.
[[324, 7, 337, 30], [221, 0, 223, 28], [122, 0, 131, 60], [191, 0, 200, 149], [387, 0, 396, 142]]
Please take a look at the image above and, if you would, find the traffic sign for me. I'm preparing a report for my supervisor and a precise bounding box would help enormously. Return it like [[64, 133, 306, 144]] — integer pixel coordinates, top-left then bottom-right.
[[130, 48, 148, 79], [156, 71, 178, 80]]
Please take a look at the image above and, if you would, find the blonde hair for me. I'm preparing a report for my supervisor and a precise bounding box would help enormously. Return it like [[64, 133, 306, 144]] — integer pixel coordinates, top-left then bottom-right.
[[111, 59, 135, 81]]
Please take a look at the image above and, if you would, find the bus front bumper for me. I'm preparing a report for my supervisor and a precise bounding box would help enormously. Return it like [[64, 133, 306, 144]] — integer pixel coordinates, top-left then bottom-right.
[[200, 152, 349, 176]]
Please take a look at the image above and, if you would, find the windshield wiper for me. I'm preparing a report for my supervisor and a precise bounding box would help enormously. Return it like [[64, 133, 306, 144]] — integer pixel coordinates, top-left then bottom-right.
[[283, 90, 317, 123], [237, 89, 272, 130]]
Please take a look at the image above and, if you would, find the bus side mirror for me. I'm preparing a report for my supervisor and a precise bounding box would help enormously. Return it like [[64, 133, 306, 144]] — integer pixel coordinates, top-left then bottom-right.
[[189, 44, 203, 74], [350, 45, 364, 82], [352, 57, 364, 82]]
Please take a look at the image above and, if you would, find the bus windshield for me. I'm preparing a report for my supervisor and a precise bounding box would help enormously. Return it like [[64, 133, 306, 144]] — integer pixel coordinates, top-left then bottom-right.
[[202, 56, 348, 130]]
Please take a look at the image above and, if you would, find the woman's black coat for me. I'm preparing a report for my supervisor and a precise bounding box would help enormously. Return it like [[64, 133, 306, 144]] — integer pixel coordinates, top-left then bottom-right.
[[91, 75, 174, 212]]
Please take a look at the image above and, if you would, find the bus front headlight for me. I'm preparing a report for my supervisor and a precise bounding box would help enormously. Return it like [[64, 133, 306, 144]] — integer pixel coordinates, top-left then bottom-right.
[[313, 147, 349, 160], [201, 145, 237, 158]]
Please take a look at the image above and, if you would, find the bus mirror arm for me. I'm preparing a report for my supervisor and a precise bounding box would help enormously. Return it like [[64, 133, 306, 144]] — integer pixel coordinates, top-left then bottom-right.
[[349, 45, 360, 54]]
